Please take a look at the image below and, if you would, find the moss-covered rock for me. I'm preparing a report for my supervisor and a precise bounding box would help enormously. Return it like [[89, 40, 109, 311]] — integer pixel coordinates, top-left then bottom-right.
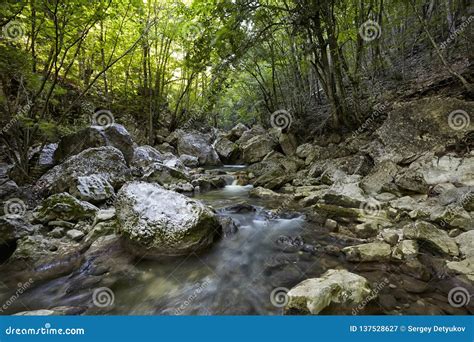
[[34, 193, 98, 223], [116, 181, 221, 258]]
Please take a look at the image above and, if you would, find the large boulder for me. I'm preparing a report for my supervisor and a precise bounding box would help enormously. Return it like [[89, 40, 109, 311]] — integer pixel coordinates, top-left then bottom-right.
[[285, 269, 372, 314], [33, 193, 98, 223], [365, 97, 474, 164], [116, 182, 221, 258], [403, 221, 459, 256], [35, 146, 130, 196], [308, 154, 373, 180], [226, 123, 249, 142], [235, 125, 266, 146], [214, 136, 239, 163], [279, 133, 298, 156], [241, 134, 276, 164], [175, 131, 221, 166], [53, 124, 134, 164]]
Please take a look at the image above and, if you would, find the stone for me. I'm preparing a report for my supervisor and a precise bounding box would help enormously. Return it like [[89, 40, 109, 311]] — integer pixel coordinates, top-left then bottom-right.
[[342, 241, 392, 262], [455, 231, 474, 258], [179, 154, 199, 167], [33, 193, 98, 223], [392, 240, 419, 260], [429, 204, 472, 231], [226, 123, 249, 141], [279, 133, 298, 156], [50, 227, 65, 238], [175, 130, 221, 166], [69, 174, 115, 203], [241, 134, 276, 164], [325, 219, 338, 231], [365, 98, 474, 164], [53, 124, 134, 164], [285, 269, 372, 314], [66, 229, 85, 241], [214, 137, 239, 163], [248, 187, 284, 200], [446, 257, 474, 282], [116, 181, 221, 258], [403, 221, 459, 256], [360, 161, 399, 195], [381, 230, 399, 246], [35, 146, 130, 196]]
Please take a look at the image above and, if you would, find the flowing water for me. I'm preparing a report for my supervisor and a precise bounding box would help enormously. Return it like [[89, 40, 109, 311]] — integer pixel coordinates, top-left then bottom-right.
[[115, 171, 307, 315], [1, 167, 315, 315]]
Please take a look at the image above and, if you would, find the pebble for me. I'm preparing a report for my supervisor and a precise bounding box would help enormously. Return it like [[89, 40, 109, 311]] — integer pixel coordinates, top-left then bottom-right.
[[66, 229, 85, 241]]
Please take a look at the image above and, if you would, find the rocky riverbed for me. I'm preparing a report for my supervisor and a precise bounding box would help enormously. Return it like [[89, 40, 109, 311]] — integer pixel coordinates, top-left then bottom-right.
[[0, 96, 473, 315]]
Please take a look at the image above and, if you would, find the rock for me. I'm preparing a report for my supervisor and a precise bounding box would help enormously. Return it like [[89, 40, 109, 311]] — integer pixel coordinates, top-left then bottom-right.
[[214, 137, 239, 163], [235, 125, 266, 146], [455, 231, 474, 258], [285, 269, 372, 314], [53, 124, 134, 164], [308, 154, 372, 179], [66, 229, 85, 241], [279, 133, 298, 156], [354, 222, 379, 238], [0, 179, 19, 199], [296, 143, 315, 159], [93, 209, 116, 224], [217, 216, 238, 237], [0, 216, 34, 244], [438, 186, 474, 211], [241, 134, 276, 164], [325, 219, 338, 231], [360, 161, 399, 195], [381, 230, 399, 246], [156, 142, 176, 155], [143, 163, 190, 185], [389, 196, 418, 211], [35, 146, 130, 196], [323, 182, 366, 208], [365, 97, 474, 164], [342, 241, 392, 262], [429, 204, 472, 231], [69, 174, 115, 203], [392, 240, 419, 260], [14, 307, 85, 316], [446, 257, 474, 281], [37, 143, 58, 168], [403, 221, 459, 256], [33, 193, 98, 223], [227, 123, 249, 141], [179, 154, 199, 167], [116, 181, 221, 258], [131, 145, 164, 169], [50, 227, 65, 238], [249, 187, 284, 200], [176, 130, 221, 166]]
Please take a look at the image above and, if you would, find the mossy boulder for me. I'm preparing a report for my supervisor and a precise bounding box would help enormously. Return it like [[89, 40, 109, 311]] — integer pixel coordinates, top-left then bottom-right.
[[116, 181, 221, 258], [34, 193, 98, 223]]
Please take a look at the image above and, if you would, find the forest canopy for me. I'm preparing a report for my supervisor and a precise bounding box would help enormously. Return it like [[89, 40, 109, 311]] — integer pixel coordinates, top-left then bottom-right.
[[0, 0, 472, 181]]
